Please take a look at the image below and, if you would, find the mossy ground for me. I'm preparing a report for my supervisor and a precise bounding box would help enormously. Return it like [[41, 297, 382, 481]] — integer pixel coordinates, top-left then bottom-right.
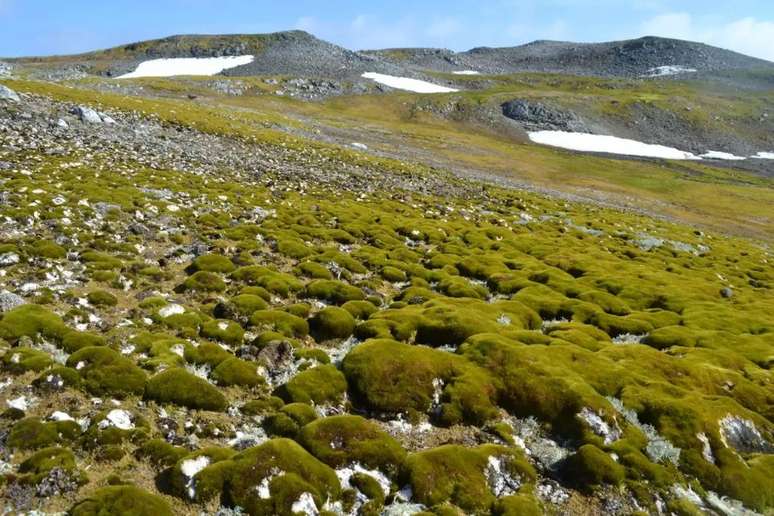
[[0, 73, 772, 515]]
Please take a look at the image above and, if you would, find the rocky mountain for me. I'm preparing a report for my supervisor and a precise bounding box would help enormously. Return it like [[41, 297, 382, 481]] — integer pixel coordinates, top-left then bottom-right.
[[366, 36, 774, 77]]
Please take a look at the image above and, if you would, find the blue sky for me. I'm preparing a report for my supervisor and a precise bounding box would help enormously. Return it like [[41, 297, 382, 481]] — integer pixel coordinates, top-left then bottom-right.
[[1, 0, 774, 61]]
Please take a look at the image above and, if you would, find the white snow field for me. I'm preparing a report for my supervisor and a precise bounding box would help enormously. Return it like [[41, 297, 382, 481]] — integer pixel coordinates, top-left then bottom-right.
[[701, 151, 747, 161], [528, 131, 700, 160], [646, 65, 698, 77], [118, 55, 255, 79], [361, 72, 458, 93], [452, 70, 481, 75], [752, 152, 774, 159]]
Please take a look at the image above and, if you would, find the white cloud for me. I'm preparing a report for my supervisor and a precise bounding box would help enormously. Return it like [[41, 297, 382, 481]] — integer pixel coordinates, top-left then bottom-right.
[[641, 12, 774, 62]]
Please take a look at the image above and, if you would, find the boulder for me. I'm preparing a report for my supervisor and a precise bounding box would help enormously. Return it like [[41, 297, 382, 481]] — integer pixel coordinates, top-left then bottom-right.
[[0, 85, 20, 102], [72, 106, 103, 123]]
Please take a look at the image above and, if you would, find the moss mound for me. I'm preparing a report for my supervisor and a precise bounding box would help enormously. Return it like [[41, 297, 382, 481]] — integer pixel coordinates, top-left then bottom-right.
[[66, 346, 146, 398], [70, 485, 173, 516], [276, 364, 347, 405], [310, 306, 356, 341], [145, 367, 227, 411]]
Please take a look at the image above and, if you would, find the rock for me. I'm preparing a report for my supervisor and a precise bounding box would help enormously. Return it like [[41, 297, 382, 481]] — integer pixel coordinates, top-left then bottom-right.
[[0, 291, 26, 312], [72, 106, 103, 123], [256, 339, 294, 370], [501, 99, 588, 132], [0, 252, 20, 266], [0, 85, 20, 103], [719, 414, 773, 453], [56, 118, 69, 128], [720, 287, 733, 298]]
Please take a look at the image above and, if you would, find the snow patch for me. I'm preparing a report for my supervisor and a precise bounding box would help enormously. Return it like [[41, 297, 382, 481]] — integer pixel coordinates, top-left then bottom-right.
[[646, 65, 698, 77], [181, 455, 211, 499], [291, 492, 319, 515], [362, 72, 458, 93], [119, 55, 255, 79], [158, 303, 185, 318], [701, 151, 746, 161], [752, 151, 774, 159], [529, 131, 700, 160], [99, 409, 134, 430], [452, 70, 480, 75]]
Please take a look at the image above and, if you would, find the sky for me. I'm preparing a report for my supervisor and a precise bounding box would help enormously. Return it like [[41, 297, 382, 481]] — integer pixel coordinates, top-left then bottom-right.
[[1, 0, 774, 61]]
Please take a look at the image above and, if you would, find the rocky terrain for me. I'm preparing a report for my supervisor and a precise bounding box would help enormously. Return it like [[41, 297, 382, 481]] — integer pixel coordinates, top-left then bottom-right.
[[0, 31, 772, 516]]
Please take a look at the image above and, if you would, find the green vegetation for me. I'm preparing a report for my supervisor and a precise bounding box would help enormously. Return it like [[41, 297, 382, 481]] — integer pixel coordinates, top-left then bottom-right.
[[145, 367, 228, 410], [70, 485, 173, 516]]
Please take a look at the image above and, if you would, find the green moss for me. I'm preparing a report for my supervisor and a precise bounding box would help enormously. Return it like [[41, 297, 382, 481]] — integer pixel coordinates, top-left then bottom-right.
[[281, 302, 312, 318], [145, 367, 228, 411], [0, 304, 69, 343], [494, 493, 543, 516], [299, 415, 405, 474], [135, 438, 188, 467], [342, 300, 378, 320], [250, 310, 309, 338], [7, 417, 80, 450], [2, 347, 53, 373], [18, 446, 84, 484], [404, 445, 535, 513], [181, 271, 226, 292], [562, 444, 625, 490], [200, 319, 244, 346], [643, 325, 698, 349], [311, 306, 356, 341], [188, 254, 236, 274], [231, 266, 303, 296], [305, 279, 365, 305], [61, 330, 106, 353], [87, 289, 118, 307], [241, 396, 285, 416], [276, 364, 347, 405], [381, 266, 407, 282], [80, 250, 123, 270], [29, 239, 66, 259], [66, 346, 146, 397], [70, 486, 173, 516], [230, 293, 269, 315], [212, 357, 264, 387], [343, 339, 498, 425], [184, 341, 231, 367], [34, 366, 82, 388], [297, 261, 334, 279]]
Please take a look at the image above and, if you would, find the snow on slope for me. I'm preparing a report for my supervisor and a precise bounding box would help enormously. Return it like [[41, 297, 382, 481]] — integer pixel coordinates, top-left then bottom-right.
[[362, 72, 458, 93], [701, 151, 747, 161], [452, 70, 481, 75], [118, 55, 254, 79], [752, 152, 774, 159], [528, 131, 700, 160], [646, 65, 698, 77]]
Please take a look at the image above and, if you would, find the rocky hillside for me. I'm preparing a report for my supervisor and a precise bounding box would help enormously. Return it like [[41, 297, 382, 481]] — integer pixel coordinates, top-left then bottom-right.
[[366, 36, 774, 77]]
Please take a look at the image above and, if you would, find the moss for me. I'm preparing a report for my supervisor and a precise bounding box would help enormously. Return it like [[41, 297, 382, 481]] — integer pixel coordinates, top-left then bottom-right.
[[404, 445, 535, 513], [294, 347, 331, 364], [281, 402, 318, 426], [70, 485, 173, 516], [277, 238, 315, 259], [281, 302, 312, 319], [222, 438, 340, 515], [66, 346, 146, 397], [18, 446, 84, 484], [342, 300, 378, 320], [211, 357, 264, 387], [276, 364, 347, 405], [231, 266, 303, 296], [305, 279, 365, 305], [228, 293, 269, 316], [87, 289, 118, 307], [250, 310, 309, 338], [7, 417, 80, 450], [184, 341, 231, 367], [61, 330, 106, 353], [381, 266, 407, 282], [0, 304, 69, 343], [200, 319, 244, 346], [181, 271, 226, 292], [146, 367, 227, 410], [2, 346, 53, 373], [29, 239, 66, 259], [310, 306, 356, 341], [299, 415, 405, 474], [297, 261, 334, 279], [187, 254, 236, 274], [241, 396, 285, 416], [494, 493, 543, 516], [562, 444, 625, 490], [643, 325, 698, 349], [351, 473, 385, 503], [80, 250, 123, 270], [343, 339, 498, 426], [135, 438, 188, 467], [34, 366, 82, 388]]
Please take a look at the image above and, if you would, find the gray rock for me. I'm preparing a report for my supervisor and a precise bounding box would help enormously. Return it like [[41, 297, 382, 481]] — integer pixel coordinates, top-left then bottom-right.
[[0, 252, 20, 266], [0, 85, 20, 103], [719, 415, 773, 453], [720, 287, 734, 298], [0, 291, 25, 312], [72, 105, 103, 123], [502, 99, 588, 132]]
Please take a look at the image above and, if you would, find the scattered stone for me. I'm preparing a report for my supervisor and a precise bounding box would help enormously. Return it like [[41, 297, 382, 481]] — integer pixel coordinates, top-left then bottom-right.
[[0, 85, 20, 102], [72, 105, 103, 123], [0, 291, 25, 312]]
